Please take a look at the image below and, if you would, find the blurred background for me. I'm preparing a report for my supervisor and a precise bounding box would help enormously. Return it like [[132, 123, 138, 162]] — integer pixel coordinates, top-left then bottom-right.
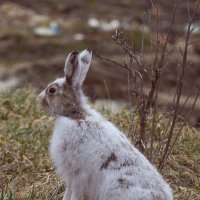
[[0, 0, 200, 124], [1, 1, 200, 199]]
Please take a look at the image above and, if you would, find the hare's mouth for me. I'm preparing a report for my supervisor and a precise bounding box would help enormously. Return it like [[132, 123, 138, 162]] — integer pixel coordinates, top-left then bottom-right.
[[37, 104, 53, 116], [36, 97, 49, 110]]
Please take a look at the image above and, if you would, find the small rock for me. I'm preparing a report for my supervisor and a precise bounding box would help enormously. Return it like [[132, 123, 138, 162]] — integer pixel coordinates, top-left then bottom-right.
[[33, 22, 60, 37], [73, 33, 85, 41], [88, 17, 100, 28], [101, 19, 120, 32], [88, 18, 120, 32]]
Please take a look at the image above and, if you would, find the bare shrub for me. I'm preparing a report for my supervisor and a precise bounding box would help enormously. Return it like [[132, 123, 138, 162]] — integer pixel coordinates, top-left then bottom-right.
[[96, 0, 200, 170]]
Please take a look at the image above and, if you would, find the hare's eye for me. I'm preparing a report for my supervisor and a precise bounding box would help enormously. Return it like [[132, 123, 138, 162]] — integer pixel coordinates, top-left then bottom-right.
[[48, 87, 56, 94]]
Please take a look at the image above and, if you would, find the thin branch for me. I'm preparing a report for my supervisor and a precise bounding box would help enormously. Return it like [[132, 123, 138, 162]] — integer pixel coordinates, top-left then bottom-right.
[[95, 51, 128, 70], [179, 78, 200, 116], [151, 63, 181, 164], [164, 86, 200, 164], [188, 39, 200, 45], [112, 30, 143, 69], [95, 51, 143, 78], [140, 12, 146, 55], [159, 2, 178, 70], [127, 64, 135, 140], [159, 0, 200, 169]]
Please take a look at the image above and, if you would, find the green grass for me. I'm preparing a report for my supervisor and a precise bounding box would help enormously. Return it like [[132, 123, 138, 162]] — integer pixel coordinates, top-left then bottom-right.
[[0, 90, 62, 199], [0, 90, 200, 199]]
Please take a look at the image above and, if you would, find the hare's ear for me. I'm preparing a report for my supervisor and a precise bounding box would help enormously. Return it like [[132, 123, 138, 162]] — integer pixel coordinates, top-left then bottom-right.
[[64, 51, 81, 85], [77, 49, 92, 86], [64, 49, 92, 86]]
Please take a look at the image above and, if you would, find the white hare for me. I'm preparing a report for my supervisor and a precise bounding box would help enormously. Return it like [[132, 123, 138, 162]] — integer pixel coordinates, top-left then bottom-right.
[[37, 49, 173, 200]]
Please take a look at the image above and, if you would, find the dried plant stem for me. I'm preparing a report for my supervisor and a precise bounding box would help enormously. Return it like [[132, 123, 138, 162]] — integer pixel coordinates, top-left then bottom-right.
[[95, 0, 200, 170], [159, 0, 200, 169], [165, 86, 200, 161]]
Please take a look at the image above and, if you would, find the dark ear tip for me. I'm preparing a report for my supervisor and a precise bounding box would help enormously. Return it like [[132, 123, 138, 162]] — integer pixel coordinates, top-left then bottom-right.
[[86, 48, 92, 53], [71, 51, 79, 55], [69, 51, 79, 64]]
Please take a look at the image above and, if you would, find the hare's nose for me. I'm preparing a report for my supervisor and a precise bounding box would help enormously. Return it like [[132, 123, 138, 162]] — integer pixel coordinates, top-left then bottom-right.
[[36, 92, 45, 104], [36, 96, 43, 104]]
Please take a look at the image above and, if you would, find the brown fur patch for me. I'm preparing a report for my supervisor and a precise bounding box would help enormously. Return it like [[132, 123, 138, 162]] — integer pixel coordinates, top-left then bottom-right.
[[112, 159, 136, 171], [81, 56, 89, 64], [120, 159, 135, 168], [38, 79, 85, 119], [118, 178, 135, 189], [100, 153, 117, 170], [125, 171, 133, 176]]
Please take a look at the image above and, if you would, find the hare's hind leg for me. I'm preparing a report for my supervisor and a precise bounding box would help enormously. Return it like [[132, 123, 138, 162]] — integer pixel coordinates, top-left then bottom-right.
[[62, 187, 71, 200]]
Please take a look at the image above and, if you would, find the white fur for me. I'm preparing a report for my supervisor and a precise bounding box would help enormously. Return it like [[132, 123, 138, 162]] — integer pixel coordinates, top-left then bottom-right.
[[53, 78, 65, 87], [47, 49, 173, 200], [77, 49, 92, 85], [50, 96, 173, 200]]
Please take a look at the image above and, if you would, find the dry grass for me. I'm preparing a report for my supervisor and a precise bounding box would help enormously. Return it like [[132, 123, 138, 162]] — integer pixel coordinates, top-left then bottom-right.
[[0, 90, 200, 199]]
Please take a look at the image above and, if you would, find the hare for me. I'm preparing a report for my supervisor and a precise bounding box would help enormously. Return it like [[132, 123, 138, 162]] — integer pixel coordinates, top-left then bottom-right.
[[36, 49, 173, 200]]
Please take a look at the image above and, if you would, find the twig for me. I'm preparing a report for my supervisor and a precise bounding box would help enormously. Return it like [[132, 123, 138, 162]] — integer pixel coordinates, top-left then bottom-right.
[[95, 51, 128, 70], [164, 86, 200, 164], [112, 30, 144, 69], [159, 0, 200, 169], [188, 39, 200, 45]]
